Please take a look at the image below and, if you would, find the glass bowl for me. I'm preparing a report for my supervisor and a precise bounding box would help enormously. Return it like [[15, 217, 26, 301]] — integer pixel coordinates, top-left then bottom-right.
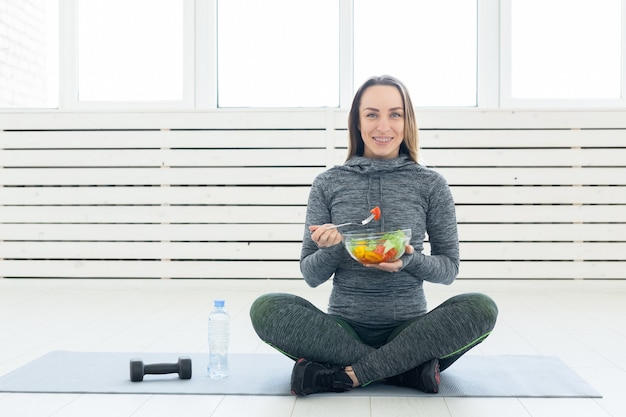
[[342, 229, 412, 265]]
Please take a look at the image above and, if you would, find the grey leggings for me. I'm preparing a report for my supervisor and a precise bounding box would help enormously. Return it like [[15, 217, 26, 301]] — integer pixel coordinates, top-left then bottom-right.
[[249, 292, 498, 385]]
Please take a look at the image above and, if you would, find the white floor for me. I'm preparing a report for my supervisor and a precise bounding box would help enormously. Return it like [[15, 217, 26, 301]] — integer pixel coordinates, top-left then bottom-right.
[[0, 278, 624, 417]]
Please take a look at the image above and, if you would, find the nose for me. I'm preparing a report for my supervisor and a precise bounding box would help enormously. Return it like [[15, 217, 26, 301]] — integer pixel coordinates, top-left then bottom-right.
[[376, 116, 390, 132]]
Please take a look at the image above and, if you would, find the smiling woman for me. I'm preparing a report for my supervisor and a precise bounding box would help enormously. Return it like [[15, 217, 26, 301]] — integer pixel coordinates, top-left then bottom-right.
[[249, 74, 498, 397]]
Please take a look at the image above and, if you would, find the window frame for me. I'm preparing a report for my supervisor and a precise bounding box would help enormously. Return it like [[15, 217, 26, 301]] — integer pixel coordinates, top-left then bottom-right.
[[50, 0, 626, 110]]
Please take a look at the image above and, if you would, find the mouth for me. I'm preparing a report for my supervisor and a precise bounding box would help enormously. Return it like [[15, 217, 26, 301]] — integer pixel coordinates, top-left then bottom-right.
[[373, 136, 393, 144]]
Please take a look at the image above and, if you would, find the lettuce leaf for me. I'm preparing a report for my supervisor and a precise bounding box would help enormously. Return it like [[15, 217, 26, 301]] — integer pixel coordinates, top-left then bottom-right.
[[382, 230, 406, 254]]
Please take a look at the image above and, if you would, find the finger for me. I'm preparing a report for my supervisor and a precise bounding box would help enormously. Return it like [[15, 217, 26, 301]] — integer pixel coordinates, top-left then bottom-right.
[[310, 225, 330, 241], [316, 228, 340, 246], [326, 230, 342, 245]]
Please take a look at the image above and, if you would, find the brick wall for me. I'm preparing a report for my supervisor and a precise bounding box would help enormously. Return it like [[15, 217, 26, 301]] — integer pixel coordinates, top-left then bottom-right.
[[0, 0, 48, 107]]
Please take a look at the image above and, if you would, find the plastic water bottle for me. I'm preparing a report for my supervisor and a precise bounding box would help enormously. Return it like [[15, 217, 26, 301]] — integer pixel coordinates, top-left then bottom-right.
[[207, 299, 230, 379]]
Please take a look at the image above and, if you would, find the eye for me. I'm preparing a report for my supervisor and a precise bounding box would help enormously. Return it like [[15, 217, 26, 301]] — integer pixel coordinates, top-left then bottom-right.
[[390, 112, 403, 118], [365, 113, 378, 119]]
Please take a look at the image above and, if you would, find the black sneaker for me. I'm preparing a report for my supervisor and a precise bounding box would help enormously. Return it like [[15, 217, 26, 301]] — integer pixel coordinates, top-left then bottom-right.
[[385, 358, 441, 393], [290, 358, 354, 396]]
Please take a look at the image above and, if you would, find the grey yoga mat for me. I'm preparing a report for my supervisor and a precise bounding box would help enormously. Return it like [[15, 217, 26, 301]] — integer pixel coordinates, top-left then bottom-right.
[[0, 351, 601, 398]]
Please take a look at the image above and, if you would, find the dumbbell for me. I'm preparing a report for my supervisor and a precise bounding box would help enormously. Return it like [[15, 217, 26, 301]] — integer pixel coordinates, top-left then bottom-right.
[[129, 356, 192, 382]]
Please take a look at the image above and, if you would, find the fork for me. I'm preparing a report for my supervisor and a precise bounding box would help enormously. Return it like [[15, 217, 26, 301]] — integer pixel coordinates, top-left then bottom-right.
[[325, 212, 376, 229]]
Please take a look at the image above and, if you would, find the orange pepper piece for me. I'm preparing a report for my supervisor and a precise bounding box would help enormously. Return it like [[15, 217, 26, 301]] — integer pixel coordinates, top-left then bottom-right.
[[352, 245, 366, 259], [363, 251, 384, 263]]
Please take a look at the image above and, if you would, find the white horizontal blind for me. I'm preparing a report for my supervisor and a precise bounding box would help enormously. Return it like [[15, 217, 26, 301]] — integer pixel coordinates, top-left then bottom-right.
[[1, 110, 625, 279]]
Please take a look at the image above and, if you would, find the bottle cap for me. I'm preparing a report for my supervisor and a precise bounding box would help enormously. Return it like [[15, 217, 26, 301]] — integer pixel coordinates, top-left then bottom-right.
[[214, 299, 225, 307]]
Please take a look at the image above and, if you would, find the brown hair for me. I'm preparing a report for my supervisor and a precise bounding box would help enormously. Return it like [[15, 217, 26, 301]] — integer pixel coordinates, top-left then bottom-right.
[[347, 75, 419, 162]]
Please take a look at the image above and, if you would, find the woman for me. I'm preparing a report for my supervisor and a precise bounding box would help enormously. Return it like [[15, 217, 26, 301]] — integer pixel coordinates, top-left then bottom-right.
[[250, 75, 498, 396]]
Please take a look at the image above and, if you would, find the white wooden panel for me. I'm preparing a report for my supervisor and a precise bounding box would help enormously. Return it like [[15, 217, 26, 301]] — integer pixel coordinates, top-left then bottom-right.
[[1, 223, 622, 243], [18, 204, 623, 225], [456, 205, 626, 223], [419, 148, 626, 167], [0, 149, 327, 167], [0, 109, 329, 130], [0, 223, 305, 241], [456, 223, 626, 242], [330, 159, 625, 184], [6, 185, 619, 206], [458, 261, 624, 279], [0, 186, 311, 205], [2, 114, 625, 281], [439, 168, 624, 185], [450, 186, 626, 204], [419, 129, 626, 148], [1, 222, 622, 245], [0, 241, 303, 260], [0, 129, 326, 149], [5, 167, 615, 187], [3, 241, 622, 261], [0, 259, 621, 279], [0, 206, 307, 223], [0, 260, 303, 279], [459, 242, 626, 261], [0, 167, 324, 186], [333, 151, 626, 169]]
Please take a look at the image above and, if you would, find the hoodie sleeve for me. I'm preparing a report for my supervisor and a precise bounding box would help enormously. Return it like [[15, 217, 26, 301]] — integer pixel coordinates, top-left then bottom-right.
[[299, 173, 345, 287], [402, 173, 460, 284]]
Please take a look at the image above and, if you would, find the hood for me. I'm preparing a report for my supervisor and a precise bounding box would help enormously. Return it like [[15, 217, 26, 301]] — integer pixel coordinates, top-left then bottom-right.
[[335, 155, 418, 232]]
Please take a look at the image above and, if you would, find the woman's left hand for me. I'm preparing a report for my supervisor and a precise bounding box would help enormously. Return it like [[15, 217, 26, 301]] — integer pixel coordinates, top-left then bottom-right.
[[364, 244, 414, 273]]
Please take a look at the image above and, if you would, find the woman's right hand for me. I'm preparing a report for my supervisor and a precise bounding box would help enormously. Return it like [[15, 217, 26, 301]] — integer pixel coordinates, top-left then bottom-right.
[[309, 225, 343, 248]]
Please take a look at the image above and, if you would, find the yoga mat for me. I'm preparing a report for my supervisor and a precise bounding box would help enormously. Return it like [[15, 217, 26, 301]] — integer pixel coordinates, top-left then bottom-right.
[[0, 351, 601, 398]]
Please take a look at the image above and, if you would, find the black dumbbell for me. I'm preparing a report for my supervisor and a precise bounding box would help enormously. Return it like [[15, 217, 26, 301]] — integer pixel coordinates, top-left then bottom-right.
[[129, 356, 192, 382]]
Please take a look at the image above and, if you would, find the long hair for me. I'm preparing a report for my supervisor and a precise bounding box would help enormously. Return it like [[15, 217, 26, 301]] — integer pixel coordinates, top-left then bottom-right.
[[347, 75, 419, 162]]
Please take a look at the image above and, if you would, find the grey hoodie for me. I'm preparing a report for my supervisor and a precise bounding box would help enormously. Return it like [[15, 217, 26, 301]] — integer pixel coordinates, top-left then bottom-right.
[[300, 155, 460, 327]]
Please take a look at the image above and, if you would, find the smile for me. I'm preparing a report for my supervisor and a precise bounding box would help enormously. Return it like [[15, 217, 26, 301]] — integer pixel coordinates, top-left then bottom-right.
[[373, 136, 393, 143]]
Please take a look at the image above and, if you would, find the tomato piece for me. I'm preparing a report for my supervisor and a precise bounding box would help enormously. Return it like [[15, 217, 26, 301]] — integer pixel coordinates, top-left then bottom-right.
[[370, 206, 381, 221], [373, 245, 385, 255], [383, 248, 398, 261]]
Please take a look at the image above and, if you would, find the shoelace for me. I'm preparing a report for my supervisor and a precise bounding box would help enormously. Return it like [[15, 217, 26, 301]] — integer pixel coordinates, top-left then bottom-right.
[[315, 369, 342, 388]]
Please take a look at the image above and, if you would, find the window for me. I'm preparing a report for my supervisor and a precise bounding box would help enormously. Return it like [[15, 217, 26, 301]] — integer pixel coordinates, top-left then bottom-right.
[[3, 0, 626, 110], [217, 0, 340, 107], [506, 0, 622, 103], [354, 0, 477, 107], [77, 0, 185, 102]]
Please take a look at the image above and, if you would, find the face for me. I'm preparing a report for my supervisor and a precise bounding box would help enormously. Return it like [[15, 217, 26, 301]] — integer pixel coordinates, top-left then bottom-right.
[[358, 85, 405, 160]]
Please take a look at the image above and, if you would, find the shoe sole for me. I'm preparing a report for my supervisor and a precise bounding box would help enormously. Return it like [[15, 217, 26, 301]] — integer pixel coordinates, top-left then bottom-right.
[[424, 359, 440, 394], [290, 358, 309, 396]]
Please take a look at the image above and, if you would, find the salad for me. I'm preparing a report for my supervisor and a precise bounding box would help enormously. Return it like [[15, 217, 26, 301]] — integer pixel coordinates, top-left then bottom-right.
[[343, 229, 411, 265]]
